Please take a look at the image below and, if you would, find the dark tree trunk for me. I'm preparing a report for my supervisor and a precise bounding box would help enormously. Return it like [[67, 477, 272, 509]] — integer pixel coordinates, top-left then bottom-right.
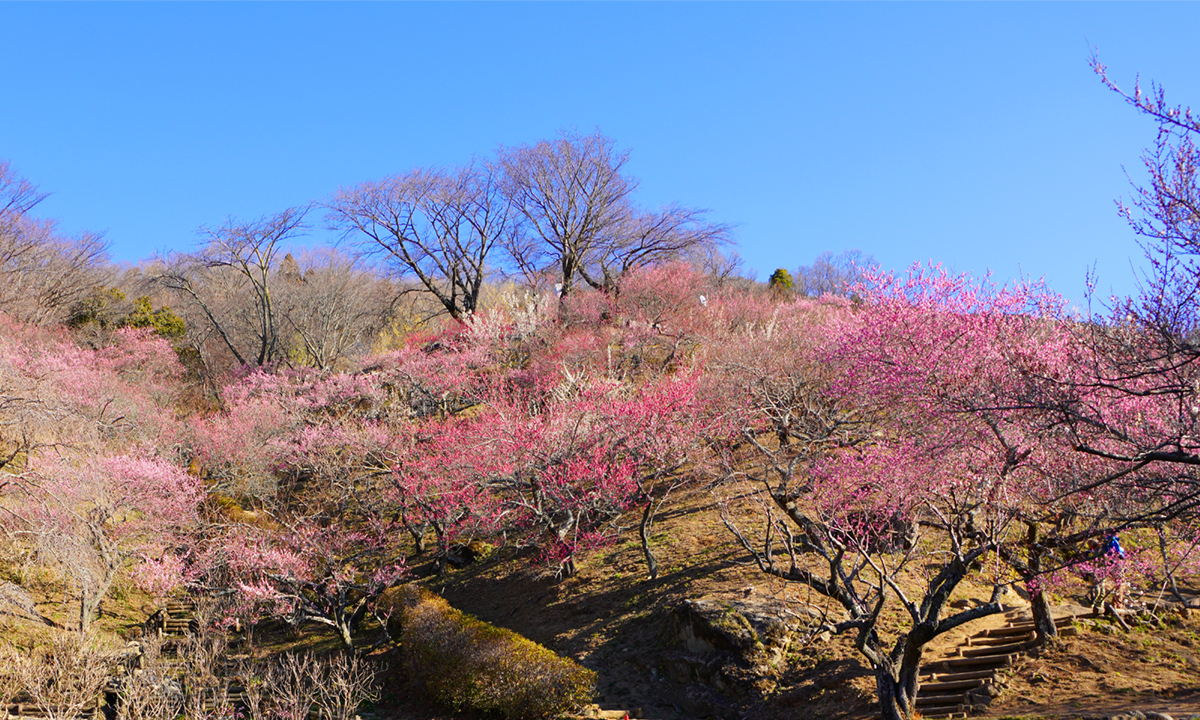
[[1025, 522, 1058, 639], [336, 615, 354, 650], [639, 502, 658, 580], [406, 523, 427, 554], [872, 634, 925, 720], [874, 669, 917, 720], [1030, 588, 1057, 639]]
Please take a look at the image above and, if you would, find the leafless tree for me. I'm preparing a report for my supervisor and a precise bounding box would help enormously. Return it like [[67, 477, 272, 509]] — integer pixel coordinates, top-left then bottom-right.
[[249, 652, 379, 720], [37, 525, 121, 636], [794, 249, 876, 298], [0, 160, 45, 220], [234, 656, 269, 720], [177, 620, 233, 720], [686, 245, 751, 288], [0, 646, 17, 713], [311, 653, 380, 720], [11, 631, 113, 720], [115, 636, 184, 720], [267, 652, 321, 720], [0, 162, 110, 325], [496, 131, 634, 299], [497, 130, 728, 299], [328, 162, 513, 320], [581, 204, 731, 294], [277, 249, 398, 370], [156, 207, 308, 369]]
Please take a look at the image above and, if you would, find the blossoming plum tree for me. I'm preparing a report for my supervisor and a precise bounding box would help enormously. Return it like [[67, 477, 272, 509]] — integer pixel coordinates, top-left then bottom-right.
[[716, 267, 1156, 720], [0, 319, 197, 633], [24, 455, 203, 634], [387, 372, 704, 578], [203, 516, 405, 650], [1059, 61, 1200, 531]]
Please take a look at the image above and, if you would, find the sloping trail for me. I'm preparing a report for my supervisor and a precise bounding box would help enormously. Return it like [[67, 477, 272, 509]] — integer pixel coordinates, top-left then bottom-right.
[[858, 608, 1087, 720], [914, 613, 1082, 719]]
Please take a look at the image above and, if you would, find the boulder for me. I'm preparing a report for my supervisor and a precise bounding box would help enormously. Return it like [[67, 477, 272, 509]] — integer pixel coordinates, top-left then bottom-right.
[[663, 595, 821, 704], [671, 596, 816, 667], [444, 540, 495, 568]]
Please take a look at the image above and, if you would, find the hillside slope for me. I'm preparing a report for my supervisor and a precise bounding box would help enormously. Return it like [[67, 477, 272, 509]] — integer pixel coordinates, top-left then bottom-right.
[[431, 485, 1200, 720]]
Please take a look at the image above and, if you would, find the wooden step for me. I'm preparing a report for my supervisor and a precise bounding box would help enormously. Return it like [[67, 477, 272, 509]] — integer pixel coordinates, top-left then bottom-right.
[[917, 706, 965, 718], [986, 616, 1076, 636], [916, 693, 965, 706], [871, 704, 967, 720], [1007, 616, 1078, 628], [959, 639, 1031, 657], [922, 668, 996, 682], [920, 678, 986, 693], [966, 631, 1034, 646], [929, 653, 1014, 671], [981, 626, 1034, 638]]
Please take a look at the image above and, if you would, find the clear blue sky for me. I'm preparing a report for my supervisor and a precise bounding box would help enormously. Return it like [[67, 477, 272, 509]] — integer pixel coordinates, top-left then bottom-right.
[[3, 3, 1199, 306]]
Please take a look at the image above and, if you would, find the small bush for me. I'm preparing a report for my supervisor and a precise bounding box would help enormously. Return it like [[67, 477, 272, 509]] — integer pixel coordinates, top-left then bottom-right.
[[382, 585, 595, 719], [768, 268, 794, 290]]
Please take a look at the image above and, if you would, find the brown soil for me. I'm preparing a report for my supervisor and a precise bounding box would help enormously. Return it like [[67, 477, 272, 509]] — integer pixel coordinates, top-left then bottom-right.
[[6, 484, 1198, 720], [434, 488, 775, 717], [425, 485, 1200, 720], [977, 616, 1200, 720]]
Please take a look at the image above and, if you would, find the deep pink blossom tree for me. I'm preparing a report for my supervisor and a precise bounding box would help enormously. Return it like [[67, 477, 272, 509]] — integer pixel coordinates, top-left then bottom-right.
[[202, 515, 405, 650], [404, 373, 704, 577], [715, 266, 1150, 720], [382, 416, 501, 565]]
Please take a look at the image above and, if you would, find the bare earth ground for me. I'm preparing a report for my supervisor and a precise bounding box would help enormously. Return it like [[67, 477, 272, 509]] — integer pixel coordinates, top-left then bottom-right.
[[428, 486, 1200, 720], [5, 485, 1198, 720]]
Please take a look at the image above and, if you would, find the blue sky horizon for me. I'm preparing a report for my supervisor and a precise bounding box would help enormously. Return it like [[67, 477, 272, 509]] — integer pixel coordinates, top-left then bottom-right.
[[3, 3, 1199, 309]]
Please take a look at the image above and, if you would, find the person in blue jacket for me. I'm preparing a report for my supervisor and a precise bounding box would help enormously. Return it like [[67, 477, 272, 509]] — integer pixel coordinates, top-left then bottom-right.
[[1105, 533, 1126, 560]]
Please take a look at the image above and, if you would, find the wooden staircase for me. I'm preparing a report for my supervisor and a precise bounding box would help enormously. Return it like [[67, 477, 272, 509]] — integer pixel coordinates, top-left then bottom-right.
[[2, 703, 99, 720], [146, 598, 198, 637], [139, 597, 378, 720], [914, 613, 1080, 719]]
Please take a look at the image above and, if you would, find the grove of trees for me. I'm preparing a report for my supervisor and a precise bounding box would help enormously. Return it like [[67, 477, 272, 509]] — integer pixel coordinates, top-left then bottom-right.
[[1, 99, 1199, 720]]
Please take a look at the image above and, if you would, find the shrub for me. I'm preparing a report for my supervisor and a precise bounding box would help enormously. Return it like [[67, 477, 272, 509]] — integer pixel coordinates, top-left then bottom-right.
[[768, 268, 793, 290], [382, 585, 595, 719]]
